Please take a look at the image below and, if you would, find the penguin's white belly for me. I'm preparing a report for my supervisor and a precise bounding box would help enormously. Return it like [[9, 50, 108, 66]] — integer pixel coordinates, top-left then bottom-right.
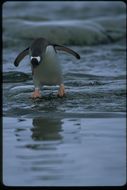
[[33, 46, 63, 88]]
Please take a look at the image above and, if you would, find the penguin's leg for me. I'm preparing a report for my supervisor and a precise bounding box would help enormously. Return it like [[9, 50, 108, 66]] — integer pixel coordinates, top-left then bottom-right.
[[57, 84, 65, 97], [31, 88, 41, 98], [31, 76, 42, 98]]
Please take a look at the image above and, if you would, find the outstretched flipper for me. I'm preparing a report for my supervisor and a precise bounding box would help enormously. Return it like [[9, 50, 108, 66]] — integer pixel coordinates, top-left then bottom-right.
[[53, 44, 80, 59], [14, 47, 29, 67]]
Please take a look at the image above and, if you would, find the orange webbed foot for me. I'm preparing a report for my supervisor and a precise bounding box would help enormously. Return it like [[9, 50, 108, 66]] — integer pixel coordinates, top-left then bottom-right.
[[57, 84, 65, 97], [31, 89, 41, 98]]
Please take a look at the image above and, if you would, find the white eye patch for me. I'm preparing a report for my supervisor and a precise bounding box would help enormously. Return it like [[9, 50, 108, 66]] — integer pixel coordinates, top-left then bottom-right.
[[31, 56, 41, 62]]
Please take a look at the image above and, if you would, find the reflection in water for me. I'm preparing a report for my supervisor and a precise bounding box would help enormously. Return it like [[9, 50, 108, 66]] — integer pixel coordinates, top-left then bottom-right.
[[4, 116, 126, 186], [31, 117, 63, 141]]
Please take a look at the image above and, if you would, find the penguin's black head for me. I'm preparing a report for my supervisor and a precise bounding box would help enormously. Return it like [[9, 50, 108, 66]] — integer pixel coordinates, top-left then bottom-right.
[[31, 56, 41, 68]]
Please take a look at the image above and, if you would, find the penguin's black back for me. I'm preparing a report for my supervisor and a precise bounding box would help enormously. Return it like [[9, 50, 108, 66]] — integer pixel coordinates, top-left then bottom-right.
[[30, 38, 50, 56]]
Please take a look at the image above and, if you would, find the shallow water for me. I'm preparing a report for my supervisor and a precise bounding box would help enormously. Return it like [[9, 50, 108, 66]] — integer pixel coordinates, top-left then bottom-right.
[[2, 1, 126, 186], [3, 116, 126, 186]]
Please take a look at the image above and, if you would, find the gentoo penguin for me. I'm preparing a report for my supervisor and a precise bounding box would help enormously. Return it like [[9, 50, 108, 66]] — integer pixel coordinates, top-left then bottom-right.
[[14, 37, 80, 98]]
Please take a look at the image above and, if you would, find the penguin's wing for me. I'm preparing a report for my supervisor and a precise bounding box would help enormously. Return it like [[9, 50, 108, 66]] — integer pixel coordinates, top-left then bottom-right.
[[53, 44, 80, 59], [14, 47, 29, 67]]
